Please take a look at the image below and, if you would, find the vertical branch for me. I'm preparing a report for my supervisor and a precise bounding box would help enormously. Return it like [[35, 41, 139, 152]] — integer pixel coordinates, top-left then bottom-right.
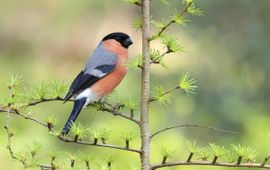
[[5, 86, 15, 159], [140, 0, 151, 169], [4, 109, 15, 158]]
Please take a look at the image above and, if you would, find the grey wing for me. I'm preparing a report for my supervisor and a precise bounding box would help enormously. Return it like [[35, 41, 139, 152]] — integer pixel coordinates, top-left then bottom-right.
[[63, 43, 117, 102], [84, 43, 117, 77]]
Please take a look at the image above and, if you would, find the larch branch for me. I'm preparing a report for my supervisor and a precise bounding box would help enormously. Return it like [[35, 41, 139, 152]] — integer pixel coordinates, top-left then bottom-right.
[[151, 161, 270, 170], [150, 124, 238, 139], [26, 97, 140, 124], [149, 86, 180, 103], [0, 108, 141, 154], [150, 2, 192, 40], [140, 0, 151, 169]]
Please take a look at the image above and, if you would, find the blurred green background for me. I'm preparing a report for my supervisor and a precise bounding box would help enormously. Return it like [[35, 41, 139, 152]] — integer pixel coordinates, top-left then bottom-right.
[[1, 0, 270, 169]]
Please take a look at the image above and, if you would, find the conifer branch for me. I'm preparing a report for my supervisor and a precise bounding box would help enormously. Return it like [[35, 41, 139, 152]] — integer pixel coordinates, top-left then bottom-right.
[[150, 48, 173, 64], [140, 0, 151, 169], [27, 97, 68, 106], [149, 86, 179, 103], [151, 161, 270, 170], [0, 108, 141, 155], [57, 136, 140, 153], [1, 108, 48, 127], [150, 2, 192, 40], [262, 156, 270, 167], [150, 124, 238, 139], [25, 97, 140, 124]]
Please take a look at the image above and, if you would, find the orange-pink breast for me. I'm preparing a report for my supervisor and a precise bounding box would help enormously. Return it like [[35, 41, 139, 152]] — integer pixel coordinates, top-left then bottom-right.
[[91, 39, 128, 97]]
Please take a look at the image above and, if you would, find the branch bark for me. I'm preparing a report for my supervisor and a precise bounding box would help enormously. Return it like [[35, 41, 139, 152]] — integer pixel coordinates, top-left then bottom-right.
[[0, 108, 140, 154], [57, 136, 140, 153], [149, 86, 180, 103], [25, 97, 140, 124], [150, 2, 192, 40], [150, 124, 238, 139], [140, 0, 151, 169], [151, 161, 270, 170]]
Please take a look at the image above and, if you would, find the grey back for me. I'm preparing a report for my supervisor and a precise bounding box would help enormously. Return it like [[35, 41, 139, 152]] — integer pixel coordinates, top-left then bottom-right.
[[84, 42, 117, 76]]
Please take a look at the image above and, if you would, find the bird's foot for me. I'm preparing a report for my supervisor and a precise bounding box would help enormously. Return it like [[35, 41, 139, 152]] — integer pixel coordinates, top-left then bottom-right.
[[98, 98, 105, 103], [112, 103, 124, 116]]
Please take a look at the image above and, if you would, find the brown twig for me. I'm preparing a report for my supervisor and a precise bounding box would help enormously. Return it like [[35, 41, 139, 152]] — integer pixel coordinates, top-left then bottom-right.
[[150, 48, 173, 65], [57, 136, 140, 153], [149, 86, 180, 103], [150, 2, 192, 40], [126, 140, 130, 149], [212, 156, 218, 164], [2, 108, 48, 127], [27, 97, 68, 106], [85, 160, 90, 170], [3, 87, 53, 169], [151, 161, 270, 170], [101, 102, 140, 125], [0, 108, 141, 154], [4, 110, 16, 159], [186, 152, 193, 162], [140, 0, 151, 169], [150, 124, 238, 139], [237, 156, 242, 165], [25, 97, 140, 125], [162, 156, 167, 164], [261, 156, 270, 167], [4, 88, 18, 160]]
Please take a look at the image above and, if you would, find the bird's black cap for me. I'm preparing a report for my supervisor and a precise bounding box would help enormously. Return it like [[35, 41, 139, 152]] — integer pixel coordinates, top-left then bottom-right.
[[102, 32, 133, 49]]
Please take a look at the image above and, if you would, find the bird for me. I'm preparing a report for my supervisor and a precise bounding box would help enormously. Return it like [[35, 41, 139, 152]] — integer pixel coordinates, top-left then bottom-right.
[[61, 32, 133, 135]]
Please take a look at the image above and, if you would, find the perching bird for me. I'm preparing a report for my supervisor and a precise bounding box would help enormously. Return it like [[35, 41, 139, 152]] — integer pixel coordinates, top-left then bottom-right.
[[61, 32, 133, 135]]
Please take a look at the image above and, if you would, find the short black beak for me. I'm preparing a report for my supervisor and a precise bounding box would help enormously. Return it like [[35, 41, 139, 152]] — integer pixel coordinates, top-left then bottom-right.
[[125, 37, 133, 47]]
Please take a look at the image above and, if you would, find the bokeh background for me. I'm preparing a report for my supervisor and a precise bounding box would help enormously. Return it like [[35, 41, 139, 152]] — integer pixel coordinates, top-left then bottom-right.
[[1, 0, 270, 169]]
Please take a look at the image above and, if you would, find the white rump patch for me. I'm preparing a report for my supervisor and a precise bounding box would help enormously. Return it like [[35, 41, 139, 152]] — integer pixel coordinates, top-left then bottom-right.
[[76, 88, 101, 107]]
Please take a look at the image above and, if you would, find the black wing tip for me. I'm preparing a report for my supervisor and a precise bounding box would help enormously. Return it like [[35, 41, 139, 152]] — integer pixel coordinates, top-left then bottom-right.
[[63, 99, 68, 104], [63, 92, 72, 104], [61, 122, 73, 135], [61, 129, 69, 136], [61, 98, 87, 136]]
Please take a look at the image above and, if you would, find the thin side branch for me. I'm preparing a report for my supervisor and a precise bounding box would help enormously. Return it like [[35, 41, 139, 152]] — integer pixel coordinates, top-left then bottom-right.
[[5, 80, 14, 158], [4, 109, 16, 159], [150, 48, 173, 65], [27, 97, 67, 106], [3, 87, 40, 168], [26, 97, 140, 124], [0, 108, 141, 154], [150, 124, 238, 139], [151, 161, 270, 170], [102, 102, 140, 124], [150, 2, 192, 40], [57, 136, 140, 153], [149, 86, 180, 103], [262, 156, 270, 167], [0, 108, 48, 127]]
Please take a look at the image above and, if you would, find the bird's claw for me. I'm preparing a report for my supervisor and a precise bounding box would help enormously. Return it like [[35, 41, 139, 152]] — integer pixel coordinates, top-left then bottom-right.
[[112, 103, 124, 116]]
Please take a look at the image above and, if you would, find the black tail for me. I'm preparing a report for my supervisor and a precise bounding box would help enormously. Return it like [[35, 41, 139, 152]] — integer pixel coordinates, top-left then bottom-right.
[[61, 98, 87, 135]]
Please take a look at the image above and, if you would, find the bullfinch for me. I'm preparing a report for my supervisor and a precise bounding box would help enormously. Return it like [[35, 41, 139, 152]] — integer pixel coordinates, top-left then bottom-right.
[[61, 32, 133, 135]]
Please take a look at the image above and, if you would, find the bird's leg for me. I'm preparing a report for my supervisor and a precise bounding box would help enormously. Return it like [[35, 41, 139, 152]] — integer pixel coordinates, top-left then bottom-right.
[[112, 103, 125, 116], [98, 98, 105, 103], [97, 98, 124, 116], [94, 98, 105, 108]]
